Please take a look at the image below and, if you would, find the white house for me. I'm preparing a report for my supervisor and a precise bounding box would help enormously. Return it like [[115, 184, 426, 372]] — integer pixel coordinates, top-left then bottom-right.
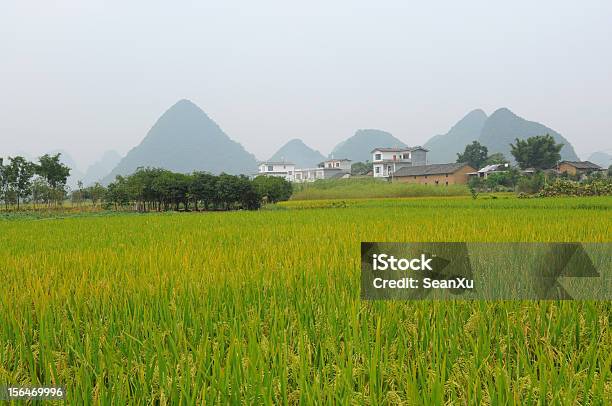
[[294, 158, 352, 183], [371, 146, 428, 178], [256, 161, 296, 182], [467, 163, 510, 179], [319, 158, 352, 172]]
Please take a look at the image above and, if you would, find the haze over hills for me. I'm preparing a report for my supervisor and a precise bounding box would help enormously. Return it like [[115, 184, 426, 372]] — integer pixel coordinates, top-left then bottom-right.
[[48, 149, 85, 189], [424, 108, 579, 163], [588, 150, 612, 168], [82, 150, 122, 186], [269, 139, 325, 168], [330, 129, 408, 163], [102, 99, 258, 184], [424, 109, 488, 163]]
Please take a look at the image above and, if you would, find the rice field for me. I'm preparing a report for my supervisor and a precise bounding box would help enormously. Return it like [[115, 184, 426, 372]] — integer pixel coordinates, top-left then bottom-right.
[[1, 196, 611, 404]]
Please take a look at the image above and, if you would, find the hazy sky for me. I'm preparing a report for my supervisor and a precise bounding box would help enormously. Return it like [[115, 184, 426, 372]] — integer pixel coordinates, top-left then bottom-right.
[[2, 0, 611, 170]]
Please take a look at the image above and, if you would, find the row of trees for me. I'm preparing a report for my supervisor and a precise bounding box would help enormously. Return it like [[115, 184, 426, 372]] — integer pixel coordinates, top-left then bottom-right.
[[457, 134, 563, 170], [104, 168, 292, 212], [0, 154, 70, 209]]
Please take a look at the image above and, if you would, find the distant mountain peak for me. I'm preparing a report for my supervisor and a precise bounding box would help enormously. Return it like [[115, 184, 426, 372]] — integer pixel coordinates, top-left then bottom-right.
[[102, 99, 257, 184], [269, 138, 325, 168], [424, 107, 579, 163], [330, 129, 407, 162], [490, 107, 515, 116]]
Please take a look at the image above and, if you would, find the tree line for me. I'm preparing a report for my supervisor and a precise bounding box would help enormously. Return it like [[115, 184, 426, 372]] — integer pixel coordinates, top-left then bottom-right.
[[456, 134, 564, 170], [0, 154, 70, 209], [0, 154, 293, 211], [104, 168, 292, 212]]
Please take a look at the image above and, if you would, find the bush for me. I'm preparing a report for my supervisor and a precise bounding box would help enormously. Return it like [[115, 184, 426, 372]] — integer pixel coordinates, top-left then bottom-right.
[[538, 179, 612, 197], [516, 172, 545, 194]]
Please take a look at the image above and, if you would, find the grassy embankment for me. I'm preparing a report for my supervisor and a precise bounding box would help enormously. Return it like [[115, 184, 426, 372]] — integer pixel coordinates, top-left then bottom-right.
[[291, 177, 470, 200]]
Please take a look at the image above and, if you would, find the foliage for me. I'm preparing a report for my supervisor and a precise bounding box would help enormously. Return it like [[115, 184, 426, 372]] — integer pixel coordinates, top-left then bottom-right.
[[456, 140, 488, 170], [103, 168, 277, 212], [252, 175, 292, 204], [484, 152, 508, 165], [516, 171, 546, 194], [351, 161, 373, 175], [538, 178, 612, 197], [468, 176, 482, 199], [1, 197, 610, 403], [510, 134, 563, 169]]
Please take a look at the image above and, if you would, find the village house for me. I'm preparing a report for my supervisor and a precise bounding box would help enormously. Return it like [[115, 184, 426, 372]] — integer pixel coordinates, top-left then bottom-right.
[[556, 161, 602, 177], [294, 158, 352, 183], [392, 163, 476, 185], [467, 163, 510, 179], [371, 147, 428, 178], [257, 161, 296, 182]]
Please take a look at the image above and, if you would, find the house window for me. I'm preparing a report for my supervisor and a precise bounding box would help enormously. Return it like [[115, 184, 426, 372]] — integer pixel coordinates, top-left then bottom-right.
[[375, 153, 382, 160], [375, 166, 380, 174], [267, 165, 273, 172], [288, 171, 292, 175], [393, 155, 397, 160], [336, 162, 339, 167]]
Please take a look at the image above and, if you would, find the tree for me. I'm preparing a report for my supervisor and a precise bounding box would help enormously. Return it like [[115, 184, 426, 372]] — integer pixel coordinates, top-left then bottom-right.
[[31, 177, 51, 208], [510, 134, 563, 170], [0, 158, 6, 209], [89, 183, 106, 208], [252, 176, 292, 204], [36, 153, 71, 206], [457, 141, 488, 170], [468, 176, 482, 199], [484, 152, 508, 165], [6, 156, 36, 209], [351, 161, 373, 175], [190, 172, 217, 210], [608, 165, 612, 177]]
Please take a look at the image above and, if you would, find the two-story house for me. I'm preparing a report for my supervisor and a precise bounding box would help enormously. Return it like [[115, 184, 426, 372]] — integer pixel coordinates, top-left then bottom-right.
[[371, 146, 428, 178], [257, 161, 296, 182]]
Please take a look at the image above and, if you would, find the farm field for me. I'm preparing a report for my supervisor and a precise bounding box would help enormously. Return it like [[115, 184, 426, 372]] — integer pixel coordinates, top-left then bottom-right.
[[1, 196, 611, 404]]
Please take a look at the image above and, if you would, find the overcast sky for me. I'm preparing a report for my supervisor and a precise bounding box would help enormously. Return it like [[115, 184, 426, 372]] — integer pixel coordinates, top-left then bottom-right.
[[1, 0, 611, 170]]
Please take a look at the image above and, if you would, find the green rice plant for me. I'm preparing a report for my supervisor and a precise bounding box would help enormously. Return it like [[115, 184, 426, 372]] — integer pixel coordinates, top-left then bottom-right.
[[0, 196, 610, 404]]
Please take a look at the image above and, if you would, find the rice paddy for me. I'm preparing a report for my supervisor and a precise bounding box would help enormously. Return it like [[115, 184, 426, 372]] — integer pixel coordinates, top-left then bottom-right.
[[1, 196, 611, 404]]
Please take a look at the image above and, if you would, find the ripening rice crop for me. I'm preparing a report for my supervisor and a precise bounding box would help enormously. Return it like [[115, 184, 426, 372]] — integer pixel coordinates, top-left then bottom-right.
[[1, 196, 611, 404]]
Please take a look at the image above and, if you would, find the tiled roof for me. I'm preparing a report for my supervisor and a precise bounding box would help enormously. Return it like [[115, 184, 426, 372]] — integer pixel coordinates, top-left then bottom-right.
[[559, 161, 602, 170], [393, 163, 474, 177]]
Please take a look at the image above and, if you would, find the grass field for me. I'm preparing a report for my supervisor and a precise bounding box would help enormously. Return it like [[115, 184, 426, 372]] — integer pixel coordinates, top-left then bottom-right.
[[291, 177, 470, 200], [1, 196, 611, 404]]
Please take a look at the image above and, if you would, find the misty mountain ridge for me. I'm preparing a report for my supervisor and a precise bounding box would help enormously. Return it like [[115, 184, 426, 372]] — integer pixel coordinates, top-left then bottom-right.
[[424, 107, 579, 163], [83, 150, 122, 186], [102, 99, 258, 184], [330, 129, 408, 163], [269, 139, 326, 168], [47, 149, 85, 189], [588, 150, 612, 168]]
